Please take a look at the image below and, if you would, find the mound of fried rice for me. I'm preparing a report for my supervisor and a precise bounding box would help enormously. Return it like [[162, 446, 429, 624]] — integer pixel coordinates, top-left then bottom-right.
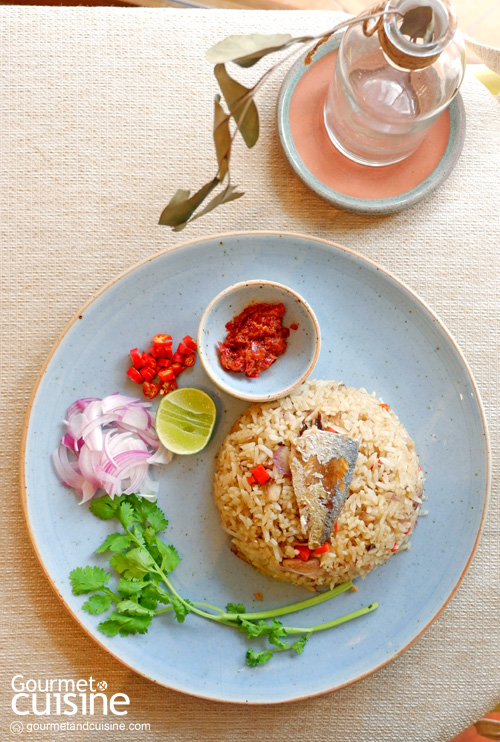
[[213, 380, 424, 590]]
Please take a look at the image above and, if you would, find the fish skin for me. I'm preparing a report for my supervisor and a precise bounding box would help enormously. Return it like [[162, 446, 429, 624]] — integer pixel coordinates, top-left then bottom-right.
[[290, 426, 359, 549]]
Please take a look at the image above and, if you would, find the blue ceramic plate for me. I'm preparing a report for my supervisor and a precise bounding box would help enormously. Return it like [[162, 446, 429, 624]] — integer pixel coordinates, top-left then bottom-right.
[[21, 232, 490, 704], [277, 35, 466, 215]]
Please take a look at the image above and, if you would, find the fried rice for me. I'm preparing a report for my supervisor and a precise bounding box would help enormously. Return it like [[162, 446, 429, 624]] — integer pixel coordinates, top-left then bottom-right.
[[213, 380, 424, 590]]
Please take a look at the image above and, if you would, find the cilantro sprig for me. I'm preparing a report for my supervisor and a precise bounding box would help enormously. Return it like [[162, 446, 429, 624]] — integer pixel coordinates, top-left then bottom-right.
[[70, 494, 378, 666]]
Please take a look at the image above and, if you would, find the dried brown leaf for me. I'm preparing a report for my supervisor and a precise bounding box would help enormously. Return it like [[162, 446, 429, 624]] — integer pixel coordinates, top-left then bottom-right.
[[176, 183, 244, 230], [158, 178, 218, 228], [206, 33, 294, 68], [213, 95, 231, 180], [214, 65, 259, 149]]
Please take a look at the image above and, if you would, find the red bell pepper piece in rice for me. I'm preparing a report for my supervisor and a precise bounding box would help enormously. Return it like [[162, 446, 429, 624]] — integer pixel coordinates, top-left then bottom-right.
[[251, 464, 271, 485], [294, 544, 311, 561]]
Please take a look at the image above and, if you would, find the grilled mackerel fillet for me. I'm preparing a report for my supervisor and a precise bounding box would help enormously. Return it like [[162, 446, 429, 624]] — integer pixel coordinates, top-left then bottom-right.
[[290, 426, 359, 549]]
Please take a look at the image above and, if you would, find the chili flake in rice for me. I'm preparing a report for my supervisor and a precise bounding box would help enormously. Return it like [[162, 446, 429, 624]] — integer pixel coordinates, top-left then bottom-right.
[[213, 380, 424, 590]]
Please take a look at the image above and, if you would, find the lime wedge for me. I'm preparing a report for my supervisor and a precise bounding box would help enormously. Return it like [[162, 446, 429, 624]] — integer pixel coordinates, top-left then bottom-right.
[[155, 387, 217, 455]]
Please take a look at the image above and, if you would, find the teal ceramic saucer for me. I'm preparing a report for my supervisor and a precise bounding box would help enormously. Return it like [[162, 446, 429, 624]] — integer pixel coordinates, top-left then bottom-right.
[[277, 36, 466, 214]]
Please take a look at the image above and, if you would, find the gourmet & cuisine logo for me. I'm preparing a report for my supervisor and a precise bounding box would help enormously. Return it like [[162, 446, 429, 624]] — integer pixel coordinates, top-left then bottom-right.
[[11, 675, 129, 716]]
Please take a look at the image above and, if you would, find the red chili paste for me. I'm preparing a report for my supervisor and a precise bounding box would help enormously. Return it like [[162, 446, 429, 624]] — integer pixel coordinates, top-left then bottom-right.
[[218, 302, 290, 378]]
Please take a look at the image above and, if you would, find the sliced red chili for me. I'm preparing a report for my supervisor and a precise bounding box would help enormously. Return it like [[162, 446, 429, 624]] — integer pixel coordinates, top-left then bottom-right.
[[246, 475, 257, 485], [160, 345, 173, 360], [159, 380, 178, 395], [172, 351, 185, 363], [251, 464, 270, 485], [158, 367, 175, 382], [176, 342, 191, 356], [334, 522, 338, 533], [294, 545, 311, 562], [290, 323, 299, 331], [184, 353, 196, 367], [152, 334, 172, 345], [391, 543, 399, 552], [156, 358, 172, 368], [314, 543, 330, 555], [140, 366, 156, 382], [182, 335, 197, 351], [141, 352, 156, 368], [151, 343, 173, 359], [126, 366, 144, 384], [170, 362, 184, 377], [130, 348, 144, 369], [142, 381, 159, 399]]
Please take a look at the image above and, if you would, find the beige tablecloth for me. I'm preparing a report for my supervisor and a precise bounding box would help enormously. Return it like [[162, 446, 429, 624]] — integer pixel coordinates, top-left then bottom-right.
[[1, 7, 499, 741]]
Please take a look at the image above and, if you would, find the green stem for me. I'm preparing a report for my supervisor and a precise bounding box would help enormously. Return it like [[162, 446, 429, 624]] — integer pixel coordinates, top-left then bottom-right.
[[103, 586, 122, 603], [279, 602, 379, 635], [192, 602, 227, 614], [222, 581, 352, 622], [154, 605, 175, 615]]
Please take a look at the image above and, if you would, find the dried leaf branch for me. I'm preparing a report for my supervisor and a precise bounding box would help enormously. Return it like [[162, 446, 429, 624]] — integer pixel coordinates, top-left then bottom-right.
[[159, 6, 434, 231]]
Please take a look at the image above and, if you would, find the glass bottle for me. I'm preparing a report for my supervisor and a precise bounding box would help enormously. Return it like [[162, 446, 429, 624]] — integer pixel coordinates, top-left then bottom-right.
[[323, 0, 466, 166]]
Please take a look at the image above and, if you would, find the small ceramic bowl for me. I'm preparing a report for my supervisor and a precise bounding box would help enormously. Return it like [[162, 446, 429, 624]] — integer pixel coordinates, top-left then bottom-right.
[[197, 280, 320, 403]]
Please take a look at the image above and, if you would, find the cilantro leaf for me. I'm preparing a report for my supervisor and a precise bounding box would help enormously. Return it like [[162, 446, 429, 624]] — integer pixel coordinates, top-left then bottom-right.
[[226, 602, 246, 614], [169, 595, 192, 623], [155, 538, 181, 573], [132, 525, 146, 547], [118, 501, 138, 529], [138, 594, 158, 611], [142, 526, 161, 562], [144, 507, 168, 533], [246, 648, 274, 667], [89, 495, 122, 521], [268, 635, 288, 650], [81, 593, 114, 615], [98, 611, 152, 637], [131, 497, 168, 533], [291, 634, 309, 655], [70, 566, 110, 595], [97, 619, 121, 637], [267, 620, 288, 648], [95, 533, 133, 554], [238, 618, 268, 638], [117, 578, 150, 597], [116, 599, 155, 616], [140, 583, 169, 606], [109, 547, 155, 579]]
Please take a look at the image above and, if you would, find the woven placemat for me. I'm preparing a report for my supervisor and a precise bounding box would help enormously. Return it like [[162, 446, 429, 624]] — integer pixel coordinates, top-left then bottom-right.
[[1, 8, 499, 741]]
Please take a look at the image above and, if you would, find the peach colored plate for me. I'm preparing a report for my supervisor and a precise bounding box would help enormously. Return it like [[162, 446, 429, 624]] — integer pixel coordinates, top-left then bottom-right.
[[277, 36, 466, 214]]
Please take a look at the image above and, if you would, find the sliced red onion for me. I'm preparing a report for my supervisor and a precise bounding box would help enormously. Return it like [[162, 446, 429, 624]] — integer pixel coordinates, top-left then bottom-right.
[[53, 394, 171, 503], [273, 444, 291, 477], [61, 433, 77, 451], [147, 442, 172, 465]]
